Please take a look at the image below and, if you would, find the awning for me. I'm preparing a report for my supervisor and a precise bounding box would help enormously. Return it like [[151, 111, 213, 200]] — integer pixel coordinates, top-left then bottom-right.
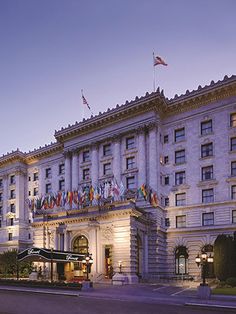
[[17, 247, 85, 263]]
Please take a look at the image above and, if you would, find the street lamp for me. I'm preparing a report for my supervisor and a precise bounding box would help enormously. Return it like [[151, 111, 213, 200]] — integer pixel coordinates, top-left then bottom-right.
[[82, 254, 93, 281], [195, 252, 214, 286]]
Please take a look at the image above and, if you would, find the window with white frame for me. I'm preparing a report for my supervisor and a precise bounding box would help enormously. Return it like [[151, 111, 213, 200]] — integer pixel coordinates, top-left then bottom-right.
[[126, 176, 136, 189], [231, 185, 236, 200], [232, 210, 236, 223], [175, 193, 186, 206], [83, 150, 90, 162], [126, 157, 135, 170], [231, 161, 236, 176], [45, 183, 52, 194], [202, 212, 214, 226], [83, 168, 90, 180], [126, 136, 135, 150], [45, 168, 51, 178], [103, 144, 111, 156], [231, 137, 236, 151], [175, 171, 186, 185], [59, 164, 65, 175], [176, 215, 186, 228], [202, 165, 213, 180], [230, 113, 236, 127], [33, 172, 39, 181], [175, 128, 185, 142], [10, 175, 15, 185], [175, 150, 185, 164], [202, 188, 214, 203], [103, 163, 112, 175], [33, 187, 39, 196], [201, 143, 213, 158], [201, 120, 212, 135], [59, 179, 65, 191]]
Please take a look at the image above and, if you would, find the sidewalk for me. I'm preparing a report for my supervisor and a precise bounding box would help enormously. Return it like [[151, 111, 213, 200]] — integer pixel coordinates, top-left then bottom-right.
[[0, 282, 236, 310]]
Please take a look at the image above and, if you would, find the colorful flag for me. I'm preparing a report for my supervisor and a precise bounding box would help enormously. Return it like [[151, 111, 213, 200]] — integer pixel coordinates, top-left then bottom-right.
[[153, 54, 168, 66]]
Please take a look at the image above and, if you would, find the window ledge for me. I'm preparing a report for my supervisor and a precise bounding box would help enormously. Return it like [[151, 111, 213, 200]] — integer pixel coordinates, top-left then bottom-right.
[[226, 176, 236, 183], [171, 184, 190, 191], [199, 155, 214, 161], [197, 179, 218, 187]]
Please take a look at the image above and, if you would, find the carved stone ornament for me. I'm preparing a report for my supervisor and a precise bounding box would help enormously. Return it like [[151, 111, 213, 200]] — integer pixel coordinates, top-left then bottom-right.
[[101, 226, 113, 241]]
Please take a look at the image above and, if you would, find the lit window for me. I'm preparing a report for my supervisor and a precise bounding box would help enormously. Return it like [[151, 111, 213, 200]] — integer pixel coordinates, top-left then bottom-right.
[[126, 137, 135, 150], [83, 150, 90, 162], [175, 171, 186, 185], [202, 212, 214, 226], [201, 120, 212, 135], [83, 168, 90, 180], [231, 161, 236, 176], [175, 128, 185, 142], [176, 215, 186, 228], [175, 150, 185, 164], [103, 144, 111, 156], [175, 193, 186, 206], [126, 157, 135, 170], [230, 113, 236, 127], [202, 189, 214, 203], [201, 143, 213, 158], [202, 166, 213, 180], [231, 137, 236, 151], [126, 176, 136, 189], [103, 163, 112, 175]]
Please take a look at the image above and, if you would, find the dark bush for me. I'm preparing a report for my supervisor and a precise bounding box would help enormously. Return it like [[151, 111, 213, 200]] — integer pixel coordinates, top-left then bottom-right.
[[226, 277, 236, 287]]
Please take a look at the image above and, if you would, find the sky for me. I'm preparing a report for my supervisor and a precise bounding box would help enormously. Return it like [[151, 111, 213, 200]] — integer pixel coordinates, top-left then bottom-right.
[[0, 0, 235, 156]]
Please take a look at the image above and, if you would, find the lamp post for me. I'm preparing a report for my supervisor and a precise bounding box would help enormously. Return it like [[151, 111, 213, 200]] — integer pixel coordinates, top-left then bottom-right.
[[195, 252, 214, 286], [82, 254, 93, 281]]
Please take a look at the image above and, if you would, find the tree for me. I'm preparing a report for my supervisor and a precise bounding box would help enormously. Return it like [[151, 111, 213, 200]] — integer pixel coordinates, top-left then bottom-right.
[[0, 250, 32, 278]]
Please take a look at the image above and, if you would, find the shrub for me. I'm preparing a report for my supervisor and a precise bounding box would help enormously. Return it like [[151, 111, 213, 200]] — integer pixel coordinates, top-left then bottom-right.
[[226, 277, 236, 287]]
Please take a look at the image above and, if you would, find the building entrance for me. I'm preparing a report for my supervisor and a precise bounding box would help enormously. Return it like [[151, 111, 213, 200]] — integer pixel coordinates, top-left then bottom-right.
[[104, 245, 113, 278]]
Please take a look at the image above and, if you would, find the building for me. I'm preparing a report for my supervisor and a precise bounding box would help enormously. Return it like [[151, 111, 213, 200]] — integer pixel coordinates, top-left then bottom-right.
[[0, 75, 236, 283]]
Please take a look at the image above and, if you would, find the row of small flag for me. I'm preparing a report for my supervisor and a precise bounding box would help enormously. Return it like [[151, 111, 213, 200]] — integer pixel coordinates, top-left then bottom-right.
[[27, 183, 159, 211]]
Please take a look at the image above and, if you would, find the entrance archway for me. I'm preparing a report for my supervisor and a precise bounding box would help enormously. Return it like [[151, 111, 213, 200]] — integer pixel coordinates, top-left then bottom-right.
[[72, 235, 89, 278], [175, 246, 188, 275]]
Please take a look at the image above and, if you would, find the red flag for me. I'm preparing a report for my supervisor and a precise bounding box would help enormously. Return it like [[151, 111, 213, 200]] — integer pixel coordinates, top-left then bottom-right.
[[153, 54, 168, 66]]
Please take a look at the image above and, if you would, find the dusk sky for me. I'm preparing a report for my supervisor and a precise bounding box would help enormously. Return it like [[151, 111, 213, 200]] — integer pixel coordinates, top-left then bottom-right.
[[0, 0, 235, 156]]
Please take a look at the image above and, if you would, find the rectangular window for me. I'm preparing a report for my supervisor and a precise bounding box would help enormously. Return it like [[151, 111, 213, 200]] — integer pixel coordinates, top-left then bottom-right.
[[232, 210, 236, 223], [175, 150, 185, 164], [231, 161, 236, 176], [164, 176, 169, 185], [201, 143, 213, 158], [10, 190, 15, 199], [28, 191, 31, 196], [201, 120, 212, 135], [33, 172, 39, 181], [59, 179, 65, 191], [126, 136, 135, 150], [10, 175, 15, 185], [175, 128, 185, 142], [202, 166, 213, 180], [165, 218, 170, 227], [8, 233, 13, 241], [28, 176, 31, 182], [202, 188, 214, 203], [165, 197, 169, 207], [0, 220, 1, 228], [10, 204, 15, 213], [10, 218, 14, 226], [232, 185, 236, 200], [175, 193, 186, 206], [202, 212, 214, 226], [164, 135, 169, 143], [126, 157, 135, 170], [45, 183, 52, 194], [175, 171, 186, 185], [59, 164, 65, 175], [231, 137, 236, 151], [45, 168, 51, 178], [0, 206, 2, 215], [0, 179, 3, 188], [176, 215, 186, 228], [103, 163, 112, 175], [126, 176, 136, 189], [103, 144, 111, 156], [230, 113, 236, 127], [33, 187, 39, 196], [83, 150, 90, 162], [0, 193, 2, 202], [164, 156, 169, 164], [83, 168, 90, 180]]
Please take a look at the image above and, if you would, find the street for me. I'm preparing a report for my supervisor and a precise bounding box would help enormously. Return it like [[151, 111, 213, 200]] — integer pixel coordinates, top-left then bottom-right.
[[0, 291, 233, 314]]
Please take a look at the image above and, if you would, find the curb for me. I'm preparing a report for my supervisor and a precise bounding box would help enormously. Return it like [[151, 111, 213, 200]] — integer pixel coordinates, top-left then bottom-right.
[[185, 302, 236, 310], [0, 287, 79, 297]]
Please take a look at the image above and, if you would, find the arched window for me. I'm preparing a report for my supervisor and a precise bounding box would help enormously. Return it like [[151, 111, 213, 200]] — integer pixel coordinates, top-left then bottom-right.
[[175, 246, 188, 275], [73, 235, 88, 254]]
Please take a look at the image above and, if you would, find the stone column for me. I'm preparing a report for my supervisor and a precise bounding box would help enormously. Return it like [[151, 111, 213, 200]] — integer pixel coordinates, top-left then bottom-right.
[[91, 144, 99, 186], [64, 151, 72, 192], [137, 127, 147, 187], [113, 135, 121, 183], [148, 123, 158, 192], [71, 150, 79, 190], [144, 232, 149, 274]]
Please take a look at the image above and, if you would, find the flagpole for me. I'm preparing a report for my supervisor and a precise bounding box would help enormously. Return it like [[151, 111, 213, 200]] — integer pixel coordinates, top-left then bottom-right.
[[81, 89, 85, 120], [153, 52, 156, 92]]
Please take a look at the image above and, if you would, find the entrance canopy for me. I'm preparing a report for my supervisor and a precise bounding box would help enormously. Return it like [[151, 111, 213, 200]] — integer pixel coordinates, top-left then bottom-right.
[[18, 247, 85, 263]]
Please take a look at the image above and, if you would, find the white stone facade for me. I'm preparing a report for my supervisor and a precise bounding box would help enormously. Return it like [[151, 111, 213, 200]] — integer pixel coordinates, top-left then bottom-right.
[[0, 75, 236, 282]]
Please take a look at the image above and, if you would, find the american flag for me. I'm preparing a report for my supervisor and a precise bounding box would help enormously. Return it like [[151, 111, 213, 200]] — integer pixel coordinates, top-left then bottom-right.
[[153, 54, 168, 66], [82, 94, 91, 110]]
